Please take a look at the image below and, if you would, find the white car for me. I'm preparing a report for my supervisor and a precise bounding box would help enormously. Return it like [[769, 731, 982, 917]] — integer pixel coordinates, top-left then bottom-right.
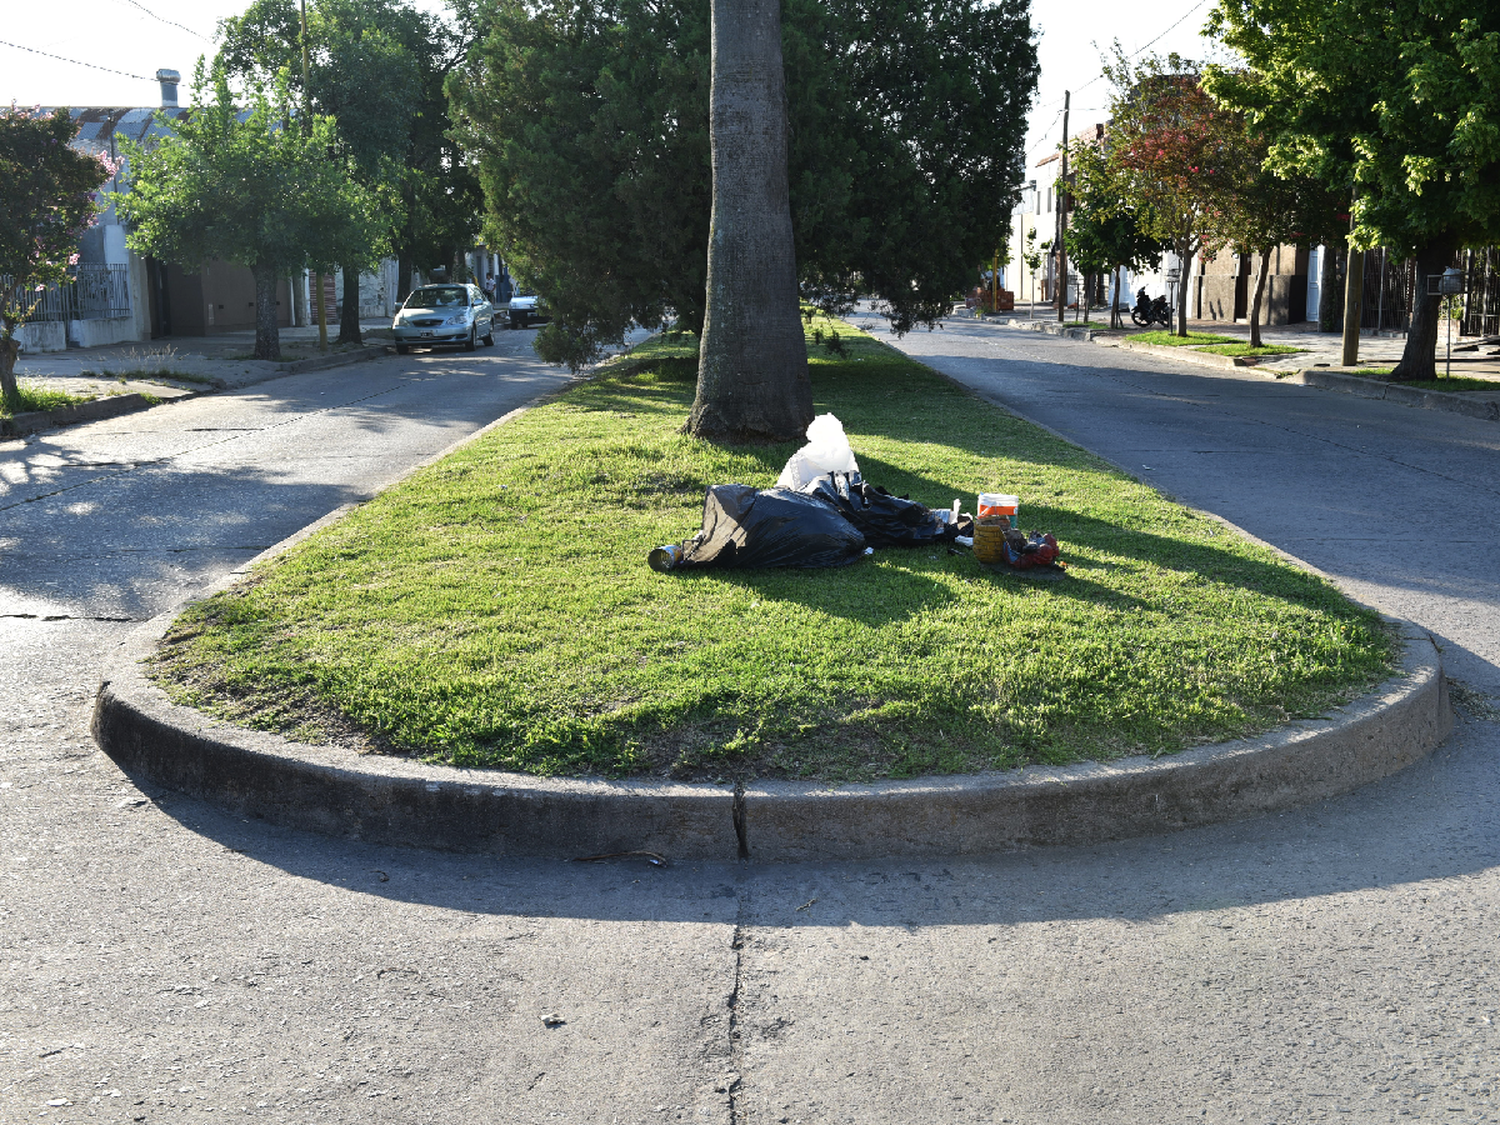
[[508, 291, 549, 330], [393, 284, 495, 353]]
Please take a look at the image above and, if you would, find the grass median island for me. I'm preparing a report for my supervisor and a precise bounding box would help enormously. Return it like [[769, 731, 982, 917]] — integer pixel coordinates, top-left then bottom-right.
[[150, 314, 1398, 783]]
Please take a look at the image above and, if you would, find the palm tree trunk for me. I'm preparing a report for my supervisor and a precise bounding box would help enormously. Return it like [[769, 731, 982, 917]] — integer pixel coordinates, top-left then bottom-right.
[[688, 0, 812, 442]]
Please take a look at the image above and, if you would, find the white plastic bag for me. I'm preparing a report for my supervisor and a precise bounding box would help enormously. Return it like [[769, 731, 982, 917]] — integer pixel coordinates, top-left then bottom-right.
[[775, 413, 860, 492]]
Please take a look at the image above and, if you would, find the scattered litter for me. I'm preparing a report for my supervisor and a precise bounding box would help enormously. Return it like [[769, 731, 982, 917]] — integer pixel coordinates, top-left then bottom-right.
[[795, 897, 818, 911], [371, 870, 389, 882], [651, 414, 976, 570], [775, 412, 859, 491], [571, 850, 668, 866], [541, 1012, 566, 1028]]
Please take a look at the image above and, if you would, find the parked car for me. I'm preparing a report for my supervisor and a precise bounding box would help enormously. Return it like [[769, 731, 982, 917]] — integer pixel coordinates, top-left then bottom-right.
[[392, 284, 495, 353], [508, 290, 549, 330]]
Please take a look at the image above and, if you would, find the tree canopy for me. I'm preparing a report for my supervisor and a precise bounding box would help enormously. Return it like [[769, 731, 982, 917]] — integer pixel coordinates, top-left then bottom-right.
[[1206, 0, 1500, 376], [116, 64, 381, 360], [0, 107, 113, 397], [1103, 53, 1252, 335], [1062, 139, 1165, 326], [448, 0, 1039, 372], [217, 0, 482, 330]]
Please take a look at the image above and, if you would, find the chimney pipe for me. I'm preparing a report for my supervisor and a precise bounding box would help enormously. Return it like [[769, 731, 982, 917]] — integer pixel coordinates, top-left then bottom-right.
[[156, 69, 181, 109]]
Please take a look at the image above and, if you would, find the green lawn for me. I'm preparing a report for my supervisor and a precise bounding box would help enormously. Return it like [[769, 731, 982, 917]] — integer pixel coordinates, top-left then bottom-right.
[[151, 314, 1397, 783], [1128, 331, 1241, 347], [1195, 342, 1307, 358]]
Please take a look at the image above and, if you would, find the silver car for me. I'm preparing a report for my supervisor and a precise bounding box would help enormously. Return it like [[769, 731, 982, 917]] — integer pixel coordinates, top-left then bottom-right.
[[393, 284, 495, 353]]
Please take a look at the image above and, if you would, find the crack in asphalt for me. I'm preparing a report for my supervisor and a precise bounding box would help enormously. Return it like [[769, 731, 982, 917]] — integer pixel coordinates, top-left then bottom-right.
[[0, 613, 141, 623]]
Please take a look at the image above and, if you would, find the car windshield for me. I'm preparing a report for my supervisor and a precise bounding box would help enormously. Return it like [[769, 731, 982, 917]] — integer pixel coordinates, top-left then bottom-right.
[[404, 286, 467, 309]]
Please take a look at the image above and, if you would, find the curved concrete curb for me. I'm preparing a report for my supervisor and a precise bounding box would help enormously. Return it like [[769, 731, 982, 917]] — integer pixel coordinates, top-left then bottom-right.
[[93, 614, 1451, 861]]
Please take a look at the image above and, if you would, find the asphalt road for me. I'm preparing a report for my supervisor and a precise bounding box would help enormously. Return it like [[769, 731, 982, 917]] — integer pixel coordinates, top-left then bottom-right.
[[3, 324, 1498, 1123]]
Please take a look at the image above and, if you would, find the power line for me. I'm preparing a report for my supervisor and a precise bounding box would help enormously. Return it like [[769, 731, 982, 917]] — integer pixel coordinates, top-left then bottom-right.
[[1131, 0, 1211, 62], [0, 39, 152, 82], [1027, 0, 1214, 155], [117, 0, 212, 42]]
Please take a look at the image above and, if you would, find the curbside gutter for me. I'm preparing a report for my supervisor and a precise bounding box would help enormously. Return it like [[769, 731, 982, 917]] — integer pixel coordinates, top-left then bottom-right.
[[990, 318, 1101, 342], [1108, 338, 1500, 422], [1269, 367, 1500, 423], [93, 615, 1451, 862], [3, 390, 173, 436], [1115, 339, 1258, 370], [2, 345, 388, 436]]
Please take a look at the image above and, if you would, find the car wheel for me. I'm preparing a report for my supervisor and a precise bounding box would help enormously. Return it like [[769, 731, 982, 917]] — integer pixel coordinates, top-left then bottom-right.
[[482, 326, 495, 346], [395, 343, 409, 354], [511, 313, 526, 330], [464, 326, 477, 352]]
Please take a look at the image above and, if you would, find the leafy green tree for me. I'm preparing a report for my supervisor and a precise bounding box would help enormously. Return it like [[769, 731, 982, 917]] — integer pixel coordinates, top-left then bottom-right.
[[1197, 129, 1341, 346], [1103, 53, 1252, 336], [0, 107, 113, 399], [116, 65, 381, 360], [450, 0, 713, 372], [1207, 0, 1500, 378], [218, 0, 481, 341], [1062, 140, 1165, 328], [449, 0, 1039, 381]]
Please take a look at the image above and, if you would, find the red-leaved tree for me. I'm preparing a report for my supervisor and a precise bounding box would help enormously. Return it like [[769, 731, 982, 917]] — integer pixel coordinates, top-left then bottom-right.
[[1, 105, 113, 399], [1104, 54, 1250, 336]]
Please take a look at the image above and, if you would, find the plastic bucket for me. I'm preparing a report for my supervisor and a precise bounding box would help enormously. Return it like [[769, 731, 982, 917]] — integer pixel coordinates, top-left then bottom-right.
[[977, 493, 1018, 528]]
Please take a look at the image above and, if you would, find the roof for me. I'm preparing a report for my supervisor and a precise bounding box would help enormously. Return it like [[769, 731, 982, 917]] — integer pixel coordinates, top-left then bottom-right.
[[1035, 122, 1108, 168]]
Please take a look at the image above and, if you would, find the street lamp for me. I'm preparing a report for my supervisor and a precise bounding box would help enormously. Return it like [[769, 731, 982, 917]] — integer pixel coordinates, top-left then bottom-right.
[[1429, 266, 1466, 379]]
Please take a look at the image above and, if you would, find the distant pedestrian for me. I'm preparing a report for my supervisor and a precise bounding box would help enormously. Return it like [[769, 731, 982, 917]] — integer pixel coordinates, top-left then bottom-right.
[[483, 273, 498, 304]]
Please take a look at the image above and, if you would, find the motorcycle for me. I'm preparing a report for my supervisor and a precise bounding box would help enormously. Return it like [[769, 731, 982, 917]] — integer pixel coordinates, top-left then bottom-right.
[[1130, 289, 1172, 328]]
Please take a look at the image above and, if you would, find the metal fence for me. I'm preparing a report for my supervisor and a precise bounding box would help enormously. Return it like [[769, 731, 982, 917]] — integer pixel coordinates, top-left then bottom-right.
[[2, 264, 131, 323], [1460, 247, 1500, 340]]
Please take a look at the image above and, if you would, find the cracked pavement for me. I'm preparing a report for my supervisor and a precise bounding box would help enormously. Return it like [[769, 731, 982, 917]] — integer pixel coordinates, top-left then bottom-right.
[[3, 325, 1500, 1123]]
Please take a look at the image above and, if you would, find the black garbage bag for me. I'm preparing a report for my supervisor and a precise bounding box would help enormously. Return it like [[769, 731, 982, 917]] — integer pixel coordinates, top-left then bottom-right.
[[803, 472, 970, 546], [667, 484, 868, 569]]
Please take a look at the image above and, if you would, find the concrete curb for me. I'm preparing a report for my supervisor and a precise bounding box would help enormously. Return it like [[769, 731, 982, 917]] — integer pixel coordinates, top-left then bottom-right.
[[1267, 367, 1500, 422], [3, 390, 171, 436], [92, 616, 1451, 861], [984, 317, 1101, 342], [1116, 339, 1267, 370], [3, 345, 388, 436], [1101, 337, 1500, 421]]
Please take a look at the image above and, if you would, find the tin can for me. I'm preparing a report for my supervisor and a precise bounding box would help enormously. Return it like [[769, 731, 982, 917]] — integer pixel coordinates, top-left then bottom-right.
[[648, 544, 682, 572]]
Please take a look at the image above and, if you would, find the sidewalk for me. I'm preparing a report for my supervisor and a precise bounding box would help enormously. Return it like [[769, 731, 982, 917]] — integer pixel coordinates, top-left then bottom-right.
[[4, 319, 395, 435], [979, 301, 1500, 378], [968, 303, 1500, 416]]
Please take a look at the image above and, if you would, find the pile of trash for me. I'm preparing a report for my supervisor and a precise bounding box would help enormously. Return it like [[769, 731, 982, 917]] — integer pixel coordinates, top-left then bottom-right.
[[649, 414, 1065, 573]]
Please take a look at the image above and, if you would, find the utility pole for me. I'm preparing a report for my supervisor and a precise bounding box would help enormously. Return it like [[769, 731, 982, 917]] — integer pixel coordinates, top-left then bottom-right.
[[301, 0, 327, 351], [1056, 90, 1070, 324]]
